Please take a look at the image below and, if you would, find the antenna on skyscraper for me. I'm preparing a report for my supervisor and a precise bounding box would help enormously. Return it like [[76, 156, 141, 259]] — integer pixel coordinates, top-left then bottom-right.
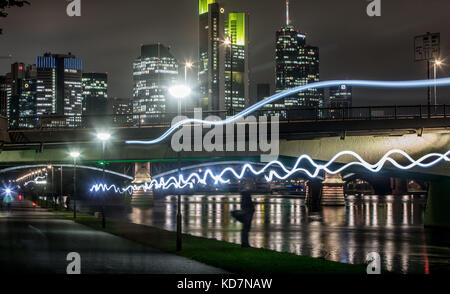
[[286, 0, 290, 26]]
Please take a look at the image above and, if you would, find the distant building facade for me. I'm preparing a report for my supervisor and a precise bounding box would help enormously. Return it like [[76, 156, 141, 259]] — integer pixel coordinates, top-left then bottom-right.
[[328, 84, 352, 119], [36, 53, 83, 127], [275, 1, 322, 117], [223, 12, 249, 113], [82, 72, 108, 115], [6, 63, 37, 128], [132, 44, 179, 123], [198, 0, 249, 114], [328, 84, 352, 108], [109, 97, 134, 126], [198, 0, 222, 111]]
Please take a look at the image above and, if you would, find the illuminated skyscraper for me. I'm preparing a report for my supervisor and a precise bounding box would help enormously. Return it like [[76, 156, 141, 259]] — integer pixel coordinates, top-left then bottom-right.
[[132, 44, 179, 122], [198, 0, 222, 111], [328, 84, 352, 119], [36, 53, 83, 127], [0, 75, 9, 117], [223, 12, 249, 113], [275, 0, 322, 115], [109, 97, 134, 126], [82, 72, 108, 115], [328, 84, 352, 108], [198, 0, 249, 113], [7, 62, 37, 128]]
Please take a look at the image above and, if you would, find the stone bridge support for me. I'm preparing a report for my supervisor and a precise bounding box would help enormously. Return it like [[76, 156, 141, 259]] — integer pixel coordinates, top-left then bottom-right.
[[390, 178, 408, 195], [131, 162, 153, 207], [321, 173, 346, 206]]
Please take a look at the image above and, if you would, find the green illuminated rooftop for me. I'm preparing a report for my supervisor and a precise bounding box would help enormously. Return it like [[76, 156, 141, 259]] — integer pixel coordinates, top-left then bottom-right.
[[199, 0, 216, 15], [226, 12, 246, 46]]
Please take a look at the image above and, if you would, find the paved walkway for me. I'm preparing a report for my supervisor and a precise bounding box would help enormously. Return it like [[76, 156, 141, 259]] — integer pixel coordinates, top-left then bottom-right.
[[0, 200, 226, 274]]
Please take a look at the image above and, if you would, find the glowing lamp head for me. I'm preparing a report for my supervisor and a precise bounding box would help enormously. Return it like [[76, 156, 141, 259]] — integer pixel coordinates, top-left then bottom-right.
[[5, 188, 11, 194], [223, 38, 232, 46], [435, 60, 443, 66], [69, 151, 80, 159], [169, 85, 191, 99], [185, 61, 193, 69], [96, 132, 111, 142]]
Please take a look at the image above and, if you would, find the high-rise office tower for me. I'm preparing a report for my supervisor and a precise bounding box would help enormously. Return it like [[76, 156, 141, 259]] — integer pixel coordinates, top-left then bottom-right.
[[36, 53, 83, 127], [82, 72, 108, 115], [132, 44, 179, 122], [0, 73, 12, 117], [199, 0, 222, 111], [7, 63, 37, 128], [275, 0, 322, 115], [328, 84, 352, 119], [223, 12, 249, 113], [109, 97, 134, 126], [328, 84, 352, 108], [0, 75, 9, 117], [198, 0, 250, 113], [257, 83, 271, 102]]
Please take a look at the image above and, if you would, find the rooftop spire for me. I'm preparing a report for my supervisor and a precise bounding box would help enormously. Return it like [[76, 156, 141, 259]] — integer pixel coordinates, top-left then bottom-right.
[[286, 0, 290, 26]]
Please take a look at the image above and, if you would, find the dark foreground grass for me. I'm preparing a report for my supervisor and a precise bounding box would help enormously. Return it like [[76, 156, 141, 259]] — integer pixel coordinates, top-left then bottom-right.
[[61, 212, 366, 275]]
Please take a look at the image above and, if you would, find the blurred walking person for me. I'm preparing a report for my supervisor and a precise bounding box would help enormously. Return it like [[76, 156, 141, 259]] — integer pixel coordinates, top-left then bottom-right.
[[231, 181, 256, 248]]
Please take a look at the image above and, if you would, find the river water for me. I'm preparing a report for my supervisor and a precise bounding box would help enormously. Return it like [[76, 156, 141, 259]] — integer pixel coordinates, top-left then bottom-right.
[[92, 194, 449, 274]]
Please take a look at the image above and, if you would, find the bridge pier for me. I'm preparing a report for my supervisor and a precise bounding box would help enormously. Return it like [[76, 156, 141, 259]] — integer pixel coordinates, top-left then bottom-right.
[[425, 179, 450, 228], [371, 177, 392, 196], [131, 162, 154, 207], [321, 173, 346, 206], [391, 178, 408, 195]]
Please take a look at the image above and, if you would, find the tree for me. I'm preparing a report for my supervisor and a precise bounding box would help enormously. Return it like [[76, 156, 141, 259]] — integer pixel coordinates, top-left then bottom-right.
[[0, 0, 30, 34]]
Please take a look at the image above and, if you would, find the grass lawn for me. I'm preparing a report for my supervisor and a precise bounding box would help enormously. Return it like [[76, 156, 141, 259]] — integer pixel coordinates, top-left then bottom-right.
[[60, 212, 367, 274]]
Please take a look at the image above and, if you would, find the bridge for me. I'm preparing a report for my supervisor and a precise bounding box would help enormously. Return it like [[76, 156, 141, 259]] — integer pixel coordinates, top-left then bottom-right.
[[1, 104, 450, 228]]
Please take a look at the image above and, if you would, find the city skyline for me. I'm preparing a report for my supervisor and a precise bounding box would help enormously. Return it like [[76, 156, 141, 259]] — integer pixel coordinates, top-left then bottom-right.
[[1, 0, 450, 106]]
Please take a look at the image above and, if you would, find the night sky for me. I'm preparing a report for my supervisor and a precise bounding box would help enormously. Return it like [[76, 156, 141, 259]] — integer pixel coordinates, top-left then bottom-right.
[[1, 0, 450, 106]]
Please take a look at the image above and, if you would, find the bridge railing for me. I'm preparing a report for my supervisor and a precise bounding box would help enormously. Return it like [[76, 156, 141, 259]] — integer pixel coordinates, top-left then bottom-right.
[[7, 110, 228, 130], [7, 105, 450, 130], [256, 104, 450, 121]]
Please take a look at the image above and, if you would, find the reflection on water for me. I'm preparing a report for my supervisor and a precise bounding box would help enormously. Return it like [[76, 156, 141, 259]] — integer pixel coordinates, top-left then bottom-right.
[[97, 194, 449, 274]]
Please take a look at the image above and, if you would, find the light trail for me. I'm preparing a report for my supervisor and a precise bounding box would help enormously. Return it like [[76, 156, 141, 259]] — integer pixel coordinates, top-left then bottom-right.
[[126, 78, 450, 145], [0, 164, 133, 180], [24, 175, 48, 186], [89, 149, 450, 194]]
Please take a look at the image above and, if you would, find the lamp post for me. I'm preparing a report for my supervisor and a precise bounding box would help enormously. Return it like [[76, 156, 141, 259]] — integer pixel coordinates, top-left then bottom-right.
[[69, 151, 80, 219], [184, 61, 193, 82], [434, 60, 442, 109], [224, 37, 233, 116], [97, 132, 111, 229], [169, 84, 191, 251], [184, 62, 193, 112], [47, 164, 55, 209]]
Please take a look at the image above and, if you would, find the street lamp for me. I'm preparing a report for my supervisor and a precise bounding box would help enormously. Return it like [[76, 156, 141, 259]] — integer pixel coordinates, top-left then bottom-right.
[[184, 61, 193, 82], [169, 84, 191, 251], [184, 62, 194, 112], [69, 151, 80, 219], [47, 164, 55, 209], [96, 131, 111, 228], [434, 59, 443, 108]]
